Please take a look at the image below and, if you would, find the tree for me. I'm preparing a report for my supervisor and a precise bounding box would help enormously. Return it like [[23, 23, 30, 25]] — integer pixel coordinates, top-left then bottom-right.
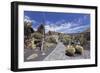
[[24, 21, 34, 38], [48, 30, 52, 35], [37, 24, 45, 34], [37, 24, 46, 55]]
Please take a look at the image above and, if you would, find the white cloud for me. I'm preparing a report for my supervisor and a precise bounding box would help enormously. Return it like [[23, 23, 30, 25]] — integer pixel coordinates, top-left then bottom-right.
[[24, 16, 36, 24], [24, 16, 32, 23], [44, 20, 89, 33], [45, 20, 73, 33], [62, 25, 89, 33]]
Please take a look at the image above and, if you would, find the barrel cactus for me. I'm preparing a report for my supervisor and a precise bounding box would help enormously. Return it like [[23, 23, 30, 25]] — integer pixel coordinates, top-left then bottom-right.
[[65, 45, 76, 56], [75, 45, 84, 55]]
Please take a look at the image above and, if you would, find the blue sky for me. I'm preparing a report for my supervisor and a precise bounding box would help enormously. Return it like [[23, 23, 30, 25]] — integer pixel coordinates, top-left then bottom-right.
[[24, 11, 90, 33]]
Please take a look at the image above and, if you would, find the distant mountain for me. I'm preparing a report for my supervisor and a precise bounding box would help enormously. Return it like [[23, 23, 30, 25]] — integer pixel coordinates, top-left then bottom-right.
[[83, 27, 90, 32]]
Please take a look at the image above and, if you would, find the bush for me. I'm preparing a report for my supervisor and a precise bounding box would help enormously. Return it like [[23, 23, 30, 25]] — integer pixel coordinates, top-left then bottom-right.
[[79, 35, 87, 46], [44, 42, 55, 49], [45, 37, 57, 44], [32, 32, 43, 40], [61, 39, 68, 45], [60, 35, 71, 45], [63, 35, 71, 41]]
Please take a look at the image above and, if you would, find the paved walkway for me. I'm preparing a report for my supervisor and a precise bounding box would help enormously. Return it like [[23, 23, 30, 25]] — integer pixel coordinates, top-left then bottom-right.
[[44, 42, 68, 61]]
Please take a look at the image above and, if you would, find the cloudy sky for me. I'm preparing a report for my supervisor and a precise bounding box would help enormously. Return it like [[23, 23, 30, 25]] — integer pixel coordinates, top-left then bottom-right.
[[24, 11, 90, 33]]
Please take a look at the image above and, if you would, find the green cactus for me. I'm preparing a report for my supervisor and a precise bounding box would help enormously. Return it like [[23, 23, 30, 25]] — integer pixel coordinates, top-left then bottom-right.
[[65, 45, 76, 56], [75, 45, 84, 55]]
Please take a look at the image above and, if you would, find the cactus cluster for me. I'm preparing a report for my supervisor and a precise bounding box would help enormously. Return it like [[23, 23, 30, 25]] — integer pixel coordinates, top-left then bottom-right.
[[65, 44, 84, 56]]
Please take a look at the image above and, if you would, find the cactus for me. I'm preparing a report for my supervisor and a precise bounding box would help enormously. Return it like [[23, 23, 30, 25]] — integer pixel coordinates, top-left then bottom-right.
[[75, 45, 84, 55], [65, 45, 76, 56], [31, 38, 36, 49]]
